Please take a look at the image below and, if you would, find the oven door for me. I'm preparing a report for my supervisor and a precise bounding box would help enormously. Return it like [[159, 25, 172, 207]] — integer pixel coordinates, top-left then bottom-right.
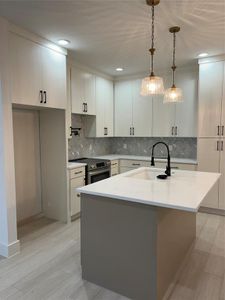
[[88, 168, 110, 184]]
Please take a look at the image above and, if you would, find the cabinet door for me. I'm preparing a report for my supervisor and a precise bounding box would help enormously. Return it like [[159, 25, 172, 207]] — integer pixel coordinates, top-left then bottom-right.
[[70, 176, 85, 216], [104, 79, 114, 137], [71, 67, 85, 114], [220, 63, 225, 137], [115, 81, 133, 137], [95, 77, 113, 137], [41, 46, 67, 109], [198, 61, 224, 137], [175, 70, 198, 137], [84, 73, 96, 115], [132, 79, 152, 137], [198, 138, 220, 208], [152, 97, 175, 137], [10, 33, 42, 106], [219, 139, 225, 209], [95, 76, 105, 137]]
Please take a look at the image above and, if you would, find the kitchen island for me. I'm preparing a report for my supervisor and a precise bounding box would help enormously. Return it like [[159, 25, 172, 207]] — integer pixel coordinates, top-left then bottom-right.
[[77, 167, 220, 300]]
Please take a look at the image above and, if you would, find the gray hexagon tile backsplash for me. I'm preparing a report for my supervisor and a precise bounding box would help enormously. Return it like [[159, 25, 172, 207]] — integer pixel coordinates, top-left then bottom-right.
[[68, 115, 197, 160]]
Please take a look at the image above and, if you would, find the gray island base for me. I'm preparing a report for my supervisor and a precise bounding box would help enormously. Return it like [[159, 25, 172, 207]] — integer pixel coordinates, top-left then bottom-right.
[[81, 194, 196, 300]]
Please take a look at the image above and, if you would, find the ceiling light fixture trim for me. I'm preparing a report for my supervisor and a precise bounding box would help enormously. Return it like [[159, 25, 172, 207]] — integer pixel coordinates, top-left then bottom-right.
[[58, 39, 70, 46]]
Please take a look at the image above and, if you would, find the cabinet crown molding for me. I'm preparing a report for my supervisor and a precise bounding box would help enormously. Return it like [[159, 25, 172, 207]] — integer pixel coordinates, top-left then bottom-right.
[[198, 54, 225, 65], [9, 23, 67, 56]]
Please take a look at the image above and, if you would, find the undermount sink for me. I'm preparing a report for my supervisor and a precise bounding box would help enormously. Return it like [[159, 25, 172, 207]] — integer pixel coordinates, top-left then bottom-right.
[[125, 168, 164, 181]]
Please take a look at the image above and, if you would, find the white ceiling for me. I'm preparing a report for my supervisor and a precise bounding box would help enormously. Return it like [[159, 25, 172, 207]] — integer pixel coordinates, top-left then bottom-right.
[[0, 0, 224, 77]]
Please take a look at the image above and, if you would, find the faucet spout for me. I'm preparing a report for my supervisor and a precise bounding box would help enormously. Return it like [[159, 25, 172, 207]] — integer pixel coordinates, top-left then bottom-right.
[[151, 142, 171, 176]]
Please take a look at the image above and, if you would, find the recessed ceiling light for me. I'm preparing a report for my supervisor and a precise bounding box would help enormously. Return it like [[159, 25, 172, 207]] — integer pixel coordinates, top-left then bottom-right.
[[58, 39, 70, 46], [198, 53, 209, 58], [116, 68, 124, 72]]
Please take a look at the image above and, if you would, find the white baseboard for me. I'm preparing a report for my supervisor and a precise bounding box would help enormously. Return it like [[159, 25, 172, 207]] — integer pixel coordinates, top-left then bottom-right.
[[0, 240, 20, 258]]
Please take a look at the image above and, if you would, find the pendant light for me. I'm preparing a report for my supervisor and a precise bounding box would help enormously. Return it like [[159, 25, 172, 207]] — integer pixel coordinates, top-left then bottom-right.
[[140, 0, 164, 96], [164, 26, 183, 103]]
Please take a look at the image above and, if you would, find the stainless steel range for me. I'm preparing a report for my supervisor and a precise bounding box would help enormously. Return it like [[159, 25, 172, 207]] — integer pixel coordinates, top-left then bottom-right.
[[69, 158, 111, 184]]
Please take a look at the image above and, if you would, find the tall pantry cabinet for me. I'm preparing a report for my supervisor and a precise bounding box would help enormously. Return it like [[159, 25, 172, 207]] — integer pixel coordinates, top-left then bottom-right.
[[198, 56, 225, 211]]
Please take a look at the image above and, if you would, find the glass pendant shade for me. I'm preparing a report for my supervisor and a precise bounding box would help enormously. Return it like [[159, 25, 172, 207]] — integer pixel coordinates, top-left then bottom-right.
[[164, 86, 183, 103], [141, 75, 164, 96]]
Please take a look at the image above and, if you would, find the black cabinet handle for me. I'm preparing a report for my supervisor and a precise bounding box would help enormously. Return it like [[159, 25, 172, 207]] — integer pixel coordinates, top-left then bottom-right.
[[217, 141, 220, 151], [222, 126, 224, 136], [82, 103, 85, 112], [43, 91, 47, 104], [40, 90, 43, 103], [130, 127, 132, 135], [175, 126, 178, 136], [132, 127, 134, 136], [221, 141, 224, 151], [171, 126, 174, 136], [74, 171, 82, 175], [217, 125, 220, 136], [85, 103, 88, 113], [104, 127, 107, 136]]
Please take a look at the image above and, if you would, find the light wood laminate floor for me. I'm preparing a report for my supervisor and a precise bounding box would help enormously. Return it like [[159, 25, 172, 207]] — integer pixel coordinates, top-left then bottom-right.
[[0, 213, 224, 300]]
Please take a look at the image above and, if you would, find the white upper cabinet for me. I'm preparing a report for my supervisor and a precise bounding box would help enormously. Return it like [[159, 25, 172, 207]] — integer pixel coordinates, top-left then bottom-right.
[[10, 33, 67, 109], [41, 46, 66, 109], [10, 33, 42, 106], [71, 67, 96, 115], [219, 138, 225, 209], [115, 80, 133, 137], [132, 79, 152, 137], [198, 61, 224, 137], [85, 76, 114, 137], [100, 77, 114, 137], [153, 97, 175, 137], [175, 70, 198, 137], [115, 69, 197, 138]]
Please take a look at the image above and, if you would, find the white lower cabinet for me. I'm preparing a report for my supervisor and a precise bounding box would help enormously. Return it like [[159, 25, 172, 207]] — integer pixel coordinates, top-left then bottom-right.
[[154, 162, 197, 171], [111, 160, 119, 176], [197, 138, 224, 210], [69, 167, 86, 218], [119, 159, 197, 174]]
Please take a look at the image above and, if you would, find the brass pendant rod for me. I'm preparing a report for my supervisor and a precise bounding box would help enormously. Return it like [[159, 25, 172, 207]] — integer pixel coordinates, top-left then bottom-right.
[[149, 4, 155, 76]]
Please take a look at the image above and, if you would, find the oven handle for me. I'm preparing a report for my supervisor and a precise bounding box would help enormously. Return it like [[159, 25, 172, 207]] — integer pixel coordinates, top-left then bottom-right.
[[88, 168, 110, 176]]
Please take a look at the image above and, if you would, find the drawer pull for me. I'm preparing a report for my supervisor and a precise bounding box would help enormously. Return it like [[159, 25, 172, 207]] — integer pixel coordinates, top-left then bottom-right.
[[111, 163, 118, 166], [132, 163, 140, 166], [171, 166, 179, 169], [77, 193, 81, 198], [74, 171, 82, 175]]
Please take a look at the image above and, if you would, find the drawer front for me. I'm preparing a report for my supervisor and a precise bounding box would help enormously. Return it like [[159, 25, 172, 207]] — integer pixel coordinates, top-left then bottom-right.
[[111, 166, 119, 176], [111, 160, 119, 168], [154, 161, 196, 171], [111, 160, 119, 175], [120, 159, 150, 168], [70, 176, 85, 216], [69, 167, 85, 179]]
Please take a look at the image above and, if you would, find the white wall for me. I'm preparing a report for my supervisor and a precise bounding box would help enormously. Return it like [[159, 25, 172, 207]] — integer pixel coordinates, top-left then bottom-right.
[[13, 109, 42, 222], [0, 17, 19, 257]]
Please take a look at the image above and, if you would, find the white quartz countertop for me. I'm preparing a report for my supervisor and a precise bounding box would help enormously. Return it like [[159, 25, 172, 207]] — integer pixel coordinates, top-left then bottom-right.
[[77, 167, 220, 212], [67, 162, 86, 170], [94, 154, 197, 165]]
